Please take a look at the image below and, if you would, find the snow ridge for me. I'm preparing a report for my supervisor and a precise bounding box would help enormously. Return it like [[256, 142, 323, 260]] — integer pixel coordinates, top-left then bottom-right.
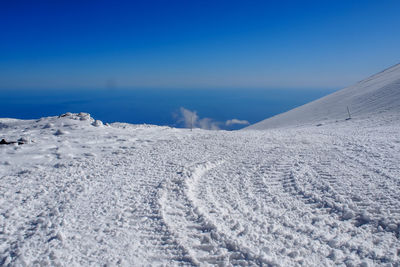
[[246, 63, 400, 130]]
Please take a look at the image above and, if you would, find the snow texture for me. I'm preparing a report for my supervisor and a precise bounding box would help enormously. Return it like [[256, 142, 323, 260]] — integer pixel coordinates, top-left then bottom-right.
[[1, 64, 400, 266]]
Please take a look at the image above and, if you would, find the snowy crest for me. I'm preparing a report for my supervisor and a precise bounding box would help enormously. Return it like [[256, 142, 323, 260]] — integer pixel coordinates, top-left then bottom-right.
[[246, 63, 400, 129]]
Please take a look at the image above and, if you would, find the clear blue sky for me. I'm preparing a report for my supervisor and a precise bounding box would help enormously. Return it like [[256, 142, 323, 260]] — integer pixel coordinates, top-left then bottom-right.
[[1, 0, 400, 90]]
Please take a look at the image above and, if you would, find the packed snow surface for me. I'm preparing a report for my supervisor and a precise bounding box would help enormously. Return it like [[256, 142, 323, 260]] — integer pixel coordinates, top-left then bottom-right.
[[0, 110, 399, 266], [247, 63, 400, 130]]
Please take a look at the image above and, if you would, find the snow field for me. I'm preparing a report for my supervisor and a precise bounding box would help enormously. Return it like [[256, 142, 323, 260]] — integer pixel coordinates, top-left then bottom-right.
[[0, 113, 399, 266]]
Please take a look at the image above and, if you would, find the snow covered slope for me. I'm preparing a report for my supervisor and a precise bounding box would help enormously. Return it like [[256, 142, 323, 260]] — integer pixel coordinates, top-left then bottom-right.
[[246, 63, 400, 130], [1, 112, 400, 266]]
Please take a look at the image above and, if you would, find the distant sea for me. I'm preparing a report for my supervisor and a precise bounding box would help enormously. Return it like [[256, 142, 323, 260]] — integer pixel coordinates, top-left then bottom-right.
[[0, 88, 336, 130]]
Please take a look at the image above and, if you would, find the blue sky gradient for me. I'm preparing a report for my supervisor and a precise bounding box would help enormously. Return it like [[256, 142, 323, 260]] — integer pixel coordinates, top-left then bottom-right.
[[1, 0, 400, 89]]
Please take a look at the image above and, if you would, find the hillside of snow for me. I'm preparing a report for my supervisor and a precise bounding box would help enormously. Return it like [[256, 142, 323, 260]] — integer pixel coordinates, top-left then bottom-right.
[[246, 63, 400, 130], [1, 110, 400, 266]]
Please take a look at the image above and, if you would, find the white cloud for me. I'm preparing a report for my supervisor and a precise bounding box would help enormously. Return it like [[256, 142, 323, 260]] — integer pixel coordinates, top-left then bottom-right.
[[176, 107, 221, 130], [178, 107, 198, 128], [225, 119, 250, 126], [175, 108, 250, 130]]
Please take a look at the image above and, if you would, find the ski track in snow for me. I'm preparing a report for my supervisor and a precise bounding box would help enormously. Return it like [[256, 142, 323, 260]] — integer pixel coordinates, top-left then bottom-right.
[[0, 113, 400, 266]]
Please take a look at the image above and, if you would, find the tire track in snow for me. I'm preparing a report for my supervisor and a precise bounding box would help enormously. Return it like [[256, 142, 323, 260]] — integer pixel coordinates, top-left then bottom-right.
[[254, 154, 397, 265], [160, 161, 269, 266], [276, 144, 400, 264], [187, 137, 400, 266], [188, 153, 346, 265], [288, 146, 400, 238], [59, 154, 191, 266], [254, 156, 343, 265]]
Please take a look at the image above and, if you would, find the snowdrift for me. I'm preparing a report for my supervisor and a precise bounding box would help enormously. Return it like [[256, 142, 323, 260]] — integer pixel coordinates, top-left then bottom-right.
[[246, 63, 400, 130]]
